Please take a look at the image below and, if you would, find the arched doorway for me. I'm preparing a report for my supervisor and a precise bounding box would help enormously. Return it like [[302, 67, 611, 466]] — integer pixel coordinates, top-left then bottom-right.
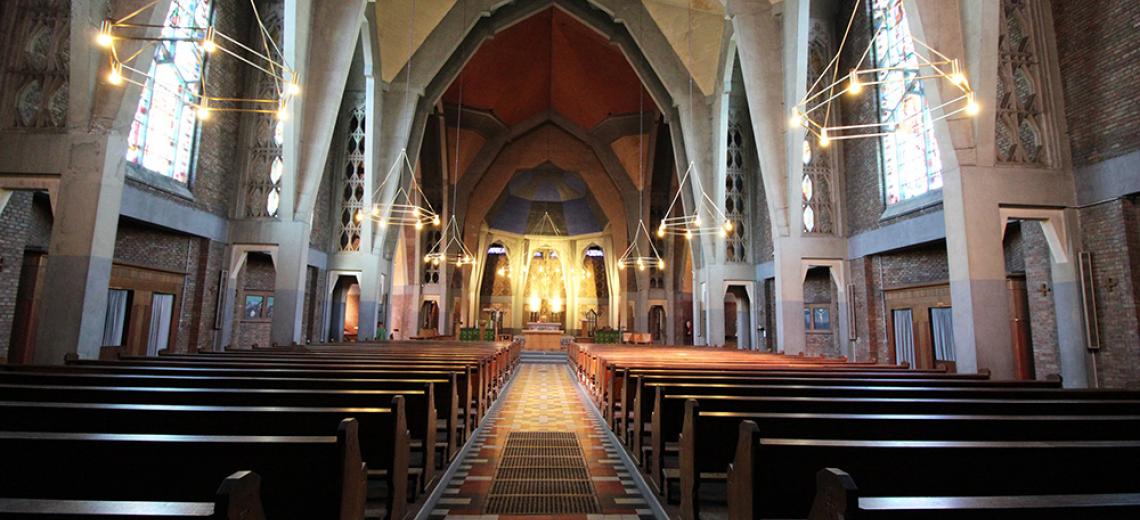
[[577, 245, 609, 335], [649, 305, 666, 344], [328, 275, 361, 342]]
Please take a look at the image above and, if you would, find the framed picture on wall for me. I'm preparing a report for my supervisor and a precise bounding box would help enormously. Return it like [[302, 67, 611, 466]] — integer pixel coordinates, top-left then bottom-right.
[[244, 295, 264, 320]]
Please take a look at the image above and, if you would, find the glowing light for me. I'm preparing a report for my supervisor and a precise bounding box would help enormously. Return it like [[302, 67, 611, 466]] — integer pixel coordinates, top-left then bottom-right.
[[848, 72, 862, 95], [528, 294, 540, 311], [96, 29, 113, 48], [107, 64, 123, 86], [276, 105, 288, 120], [819, 129, 831, 148], [432, 215, 441, 226], [965, 96, 980, 116], [657, 259, 665, 269], [789, 110, 803, 128], [949, 73, 966, 86], [372, 206, 381, 217], [354, 209, 363, 223], [202, 38, 217, 53], [656, 227, 665, 238], [414, 220, 423, 231], [685, 230, 692, 240], [723, 221, 734, 232], [196, 104, 211, 121], [551, 296, 562, 314], [424, 255, 431, 263], [287, 82, 301, 96], [497, 267, 506, 277], [432, 258, 440, 266], [693, 215, 702, 227]]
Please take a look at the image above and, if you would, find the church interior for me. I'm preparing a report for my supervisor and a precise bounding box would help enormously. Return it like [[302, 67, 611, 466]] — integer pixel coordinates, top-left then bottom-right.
[[0, 0, 1138, 518]]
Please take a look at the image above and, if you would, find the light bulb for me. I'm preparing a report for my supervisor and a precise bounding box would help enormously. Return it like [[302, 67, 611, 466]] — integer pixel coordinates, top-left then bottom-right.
[[287, 82, 301, 96], [379, 218, 388, 228], [965, 97, 980, 116], [107, 65, 123, 86], [372, 206, 381, 217], [202, 38, 217, 53], [789, 110, 803, 128], [276, 105, 288, 120], [720, 227, 728, 238], [414, 220, 423, 231], [657, 227, 665, 238], [638, 261, 646, 271], [819, 129, 831, 148], [354, 209, 363, 223], [432, 258, 440, 266], [685, 230, 692, 240], [196, 105, 211, 121], [949, 73, 966, 86], [723, 220, 734, 232], [657, 259, 665, 269], [424, 255, 431, 263], [96, 30, 113, 48], [432, 215, 441, 226], [693, 215, 702, 227], [848, 72, 862, 95]]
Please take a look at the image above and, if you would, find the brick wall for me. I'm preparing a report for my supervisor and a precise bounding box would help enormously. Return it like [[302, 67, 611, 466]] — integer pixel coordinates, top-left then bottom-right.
[[850, 241, 951, 363], [1052, 0, 1140, 168], [1079, 199, 1140, 388], [0, 193, 33, 352]]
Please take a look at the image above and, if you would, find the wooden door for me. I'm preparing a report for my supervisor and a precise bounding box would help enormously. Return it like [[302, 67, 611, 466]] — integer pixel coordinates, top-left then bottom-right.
[[7, 251, 46, 364], [1007, 277, 1036, 380]]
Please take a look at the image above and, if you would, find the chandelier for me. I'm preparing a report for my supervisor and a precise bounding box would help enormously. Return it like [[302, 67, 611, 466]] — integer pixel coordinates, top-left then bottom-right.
[[423, 215, 475, 267], [655, 1, 730, 238], [619, 69, 665, 271], [791, 0, 978, 146], [370, 148, 440, 229], [371, 0, 438, 229], [95, 0, 300, 120]]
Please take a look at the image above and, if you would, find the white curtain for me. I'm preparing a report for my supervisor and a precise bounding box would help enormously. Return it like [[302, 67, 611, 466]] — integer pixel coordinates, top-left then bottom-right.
[[930, 307, 956, 362], [147, 293, 174, 356], [102, 289, 129, 347], [892, 309, 915, 368]]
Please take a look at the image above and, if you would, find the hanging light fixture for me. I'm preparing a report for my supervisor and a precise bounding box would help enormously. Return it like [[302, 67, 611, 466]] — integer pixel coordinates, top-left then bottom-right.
[[528, 211, 564, 237], [619, 58, 665, 270], [791, 0, 978, 144], [370, 0, 440, 229], [655, 0, 730, 238], [95, 0, 300, 118]]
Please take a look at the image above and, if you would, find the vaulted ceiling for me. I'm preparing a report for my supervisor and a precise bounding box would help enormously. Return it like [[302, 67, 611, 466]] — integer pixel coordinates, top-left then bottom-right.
[[440, 8, 651, 130]]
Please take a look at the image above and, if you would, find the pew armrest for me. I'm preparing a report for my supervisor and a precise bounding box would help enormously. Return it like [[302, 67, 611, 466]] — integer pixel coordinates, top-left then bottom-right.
[[727, 420, 760, 520], [807, 468, 860, 520], [215, 470, 266, 520]]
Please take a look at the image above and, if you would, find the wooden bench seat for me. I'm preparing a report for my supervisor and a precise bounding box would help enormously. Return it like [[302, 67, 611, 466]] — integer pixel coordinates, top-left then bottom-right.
[[809, 468, 1140, 520], [0, 471, 262, 520], [0, 421, 366, 520], [727, 437, 1140, 520]]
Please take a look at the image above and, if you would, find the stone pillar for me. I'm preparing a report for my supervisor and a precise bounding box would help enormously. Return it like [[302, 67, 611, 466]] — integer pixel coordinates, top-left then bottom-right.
[[357, 261, 380, 341], [773, 243, 806, 354], [736, 293, 751, 349], [1045, 213, 1091, 387], [943, 167, 1014, 377], [34, 134, 125, 363], [270, 221, 312, 346]]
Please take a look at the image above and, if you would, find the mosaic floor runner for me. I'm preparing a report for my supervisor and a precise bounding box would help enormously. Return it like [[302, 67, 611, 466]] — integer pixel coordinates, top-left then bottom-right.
[[427, 362, 657, 520]]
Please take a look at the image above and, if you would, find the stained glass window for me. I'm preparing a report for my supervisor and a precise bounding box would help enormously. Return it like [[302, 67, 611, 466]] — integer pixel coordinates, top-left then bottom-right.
[[125, 0, 213, 183], [872, 0, 942, 206]]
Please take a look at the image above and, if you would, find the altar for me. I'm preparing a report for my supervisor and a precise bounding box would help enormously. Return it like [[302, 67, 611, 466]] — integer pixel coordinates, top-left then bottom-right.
[[523, 322, 564, 351]]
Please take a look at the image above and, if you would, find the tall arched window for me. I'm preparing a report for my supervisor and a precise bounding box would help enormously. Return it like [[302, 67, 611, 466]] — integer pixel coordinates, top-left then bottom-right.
[[125, 0, 214, 183], [872, 0, 942, 206]]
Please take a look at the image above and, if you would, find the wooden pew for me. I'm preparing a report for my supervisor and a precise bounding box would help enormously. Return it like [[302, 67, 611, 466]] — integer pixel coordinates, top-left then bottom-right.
[[0, 470, 263, 519], [12, 360, 475, 448], [808, 467, 1140, 520], [0, 382, 433, 499], [0, 420, 368, 520], [0, 369, 463, 464], [727, 433, 1140, 520], [619, 371, 1060, 446], [679, 403, 1140, 519], [63, 356, 487, 433], [650, 390, 1140, 497], [0, 399, 410, 518]]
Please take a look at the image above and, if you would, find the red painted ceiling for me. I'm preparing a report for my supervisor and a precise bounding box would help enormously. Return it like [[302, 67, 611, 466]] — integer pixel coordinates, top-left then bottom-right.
[[441, 8, 651, 130]]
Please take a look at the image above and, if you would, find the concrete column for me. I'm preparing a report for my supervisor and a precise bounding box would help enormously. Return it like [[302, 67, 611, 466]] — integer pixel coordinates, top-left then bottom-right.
[[34, 134, 126, 363], [944, 167, 1014, 377], [773, 242, 806, 354], [270, 221, 312, 346], [357, 263, 380, 341], [736, 295, 751, 349]]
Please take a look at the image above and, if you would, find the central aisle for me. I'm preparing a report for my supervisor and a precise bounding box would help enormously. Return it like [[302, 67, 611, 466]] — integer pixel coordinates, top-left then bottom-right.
[[428, 362, 658, 520]]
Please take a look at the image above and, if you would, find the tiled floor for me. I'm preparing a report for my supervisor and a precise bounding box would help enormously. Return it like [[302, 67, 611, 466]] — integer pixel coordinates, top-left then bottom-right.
[[428, 362, 657, 520]]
